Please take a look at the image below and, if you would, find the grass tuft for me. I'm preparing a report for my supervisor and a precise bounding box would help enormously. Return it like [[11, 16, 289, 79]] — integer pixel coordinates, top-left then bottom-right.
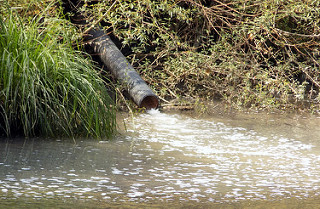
[[0, 11, 116, 138]]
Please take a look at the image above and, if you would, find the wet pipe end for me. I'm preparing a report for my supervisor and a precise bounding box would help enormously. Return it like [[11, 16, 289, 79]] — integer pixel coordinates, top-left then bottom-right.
[[140, 95, 159, 110]]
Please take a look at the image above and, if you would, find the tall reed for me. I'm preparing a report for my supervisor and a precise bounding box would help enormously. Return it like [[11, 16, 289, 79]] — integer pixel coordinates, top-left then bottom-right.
[[0, 12, 116, 138]]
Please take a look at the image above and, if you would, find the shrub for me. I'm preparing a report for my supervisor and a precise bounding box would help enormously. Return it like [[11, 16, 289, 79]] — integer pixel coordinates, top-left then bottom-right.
[[74, 0, 320, 111]]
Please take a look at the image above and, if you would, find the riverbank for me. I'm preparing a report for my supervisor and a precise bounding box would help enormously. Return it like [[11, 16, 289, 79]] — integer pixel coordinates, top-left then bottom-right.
[[4, 0, 320, 114], [2, 0, 320, 138], [82, 0, 320, 113]]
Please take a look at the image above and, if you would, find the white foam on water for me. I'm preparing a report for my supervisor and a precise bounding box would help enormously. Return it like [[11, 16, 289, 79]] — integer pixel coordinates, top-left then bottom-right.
[[121, 110, 320, 200]]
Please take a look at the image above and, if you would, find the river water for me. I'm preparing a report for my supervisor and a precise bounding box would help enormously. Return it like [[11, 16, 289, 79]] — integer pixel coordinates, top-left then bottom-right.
[[1, 109, 320, 208]]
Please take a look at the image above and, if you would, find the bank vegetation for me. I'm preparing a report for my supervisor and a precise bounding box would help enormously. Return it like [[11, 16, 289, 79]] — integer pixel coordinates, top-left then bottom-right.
[[1, 0, 320, 137], [73, 0, 320, 113]]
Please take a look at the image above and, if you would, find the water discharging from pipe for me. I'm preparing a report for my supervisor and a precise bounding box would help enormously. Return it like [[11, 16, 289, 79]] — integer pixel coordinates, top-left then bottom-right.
[[124, 109, 320, 200], [1, 109, 320, 207]]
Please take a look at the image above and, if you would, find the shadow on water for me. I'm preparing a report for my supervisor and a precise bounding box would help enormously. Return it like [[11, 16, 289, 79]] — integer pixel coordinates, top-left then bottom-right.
[[1, 109, 320, 208]]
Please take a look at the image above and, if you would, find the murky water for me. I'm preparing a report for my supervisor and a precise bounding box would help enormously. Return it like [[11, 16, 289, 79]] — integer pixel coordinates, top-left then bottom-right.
[[1, 109, 320, 208]]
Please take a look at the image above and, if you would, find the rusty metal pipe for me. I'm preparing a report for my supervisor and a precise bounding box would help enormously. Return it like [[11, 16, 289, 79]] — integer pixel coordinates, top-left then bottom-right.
[[87, 28, 159, 109]]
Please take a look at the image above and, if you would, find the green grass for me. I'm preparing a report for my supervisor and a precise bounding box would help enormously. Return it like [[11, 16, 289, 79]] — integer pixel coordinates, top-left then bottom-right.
[[0, 11, 116, 138]]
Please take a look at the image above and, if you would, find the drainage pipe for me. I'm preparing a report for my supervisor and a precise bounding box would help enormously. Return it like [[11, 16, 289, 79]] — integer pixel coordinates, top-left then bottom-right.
[[86, 28, 159, 109]]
